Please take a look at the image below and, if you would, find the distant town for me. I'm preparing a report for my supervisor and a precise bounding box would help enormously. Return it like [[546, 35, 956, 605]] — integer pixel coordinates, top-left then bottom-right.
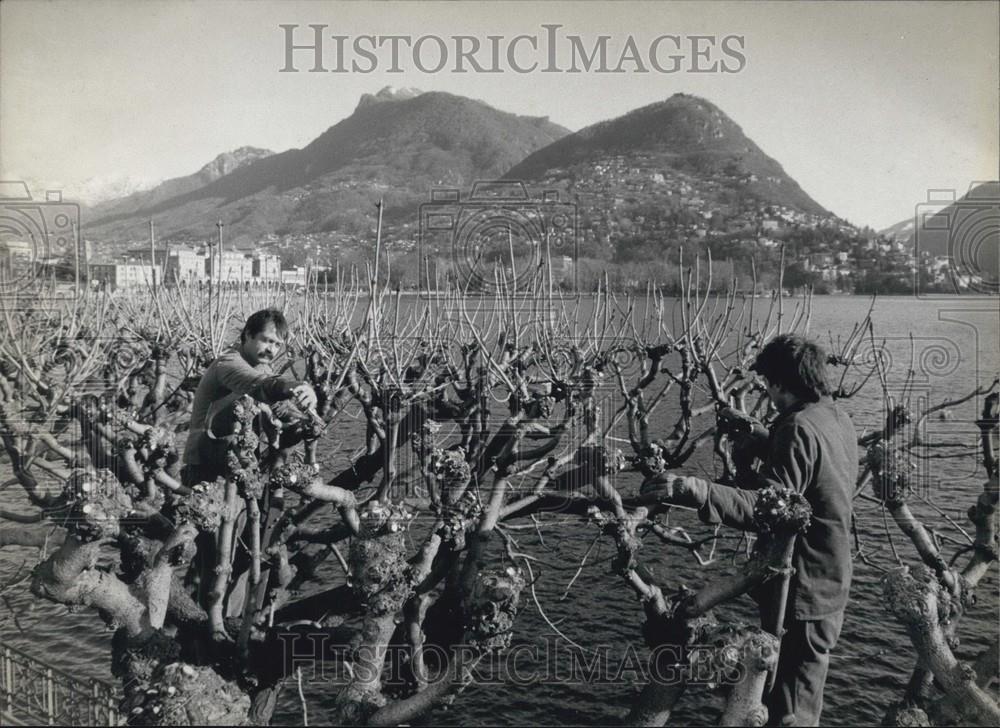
[[0, 235, 326, 291], [0, 209, 968, 295]]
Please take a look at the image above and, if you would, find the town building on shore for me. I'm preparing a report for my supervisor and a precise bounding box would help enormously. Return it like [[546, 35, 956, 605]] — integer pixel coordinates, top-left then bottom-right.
[[90, 244, 285, 287], [281, 267, 307, 287], [207, 250, 254, 283], [89, 260, 160, 290], [280, 264, 329, 288], [0, 239, 33, 281], [164, 248, 206, 284], [550, 255, 575, 283], [252, 253, 281, 283]]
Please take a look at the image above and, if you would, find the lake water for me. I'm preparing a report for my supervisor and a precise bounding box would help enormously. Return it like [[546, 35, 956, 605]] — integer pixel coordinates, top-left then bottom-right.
[[1, 295, 997, 725]]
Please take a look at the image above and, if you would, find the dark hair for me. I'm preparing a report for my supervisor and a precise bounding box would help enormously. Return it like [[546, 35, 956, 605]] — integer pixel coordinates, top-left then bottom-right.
[[241, 308, 288, 343], [751, 333, 830, 403]]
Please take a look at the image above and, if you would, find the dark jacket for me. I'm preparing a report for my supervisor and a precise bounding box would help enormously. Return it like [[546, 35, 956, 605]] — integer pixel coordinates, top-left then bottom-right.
[[696, 397, 858, 619], [183, 348, 295, 468]]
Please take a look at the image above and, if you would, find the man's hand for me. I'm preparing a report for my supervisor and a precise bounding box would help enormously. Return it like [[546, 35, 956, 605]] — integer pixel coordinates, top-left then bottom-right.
[[640, 472, 710, 509], [291, 383, 318, 412], [719, 407, 768, 445]]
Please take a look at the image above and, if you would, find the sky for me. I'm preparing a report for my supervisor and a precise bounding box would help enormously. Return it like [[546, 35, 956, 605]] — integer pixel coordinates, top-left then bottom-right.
[[1, 0, 997, 230]]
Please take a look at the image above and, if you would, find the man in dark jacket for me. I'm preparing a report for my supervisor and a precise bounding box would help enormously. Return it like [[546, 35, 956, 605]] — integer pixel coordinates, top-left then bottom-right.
[[182, 308, 317, 486], [642, 334, 858, 726]]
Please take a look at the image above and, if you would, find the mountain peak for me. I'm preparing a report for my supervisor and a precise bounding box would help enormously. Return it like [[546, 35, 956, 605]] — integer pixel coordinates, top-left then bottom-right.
[[87, 90, 568, 242], [197, 147, 274, 181], [506, 93, 829, 216], [665, 92, 708, 104], [356, 85, 425, 111]]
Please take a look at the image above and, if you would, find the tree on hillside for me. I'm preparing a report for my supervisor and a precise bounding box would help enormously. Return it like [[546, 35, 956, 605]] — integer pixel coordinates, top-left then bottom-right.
[[782, 262, 818, 292]]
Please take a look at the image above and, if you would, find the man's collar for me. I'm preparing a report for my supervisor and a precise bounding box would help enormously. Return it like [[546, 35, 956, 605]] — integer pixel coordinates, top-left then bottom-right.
[[774, 397, 811, 422]]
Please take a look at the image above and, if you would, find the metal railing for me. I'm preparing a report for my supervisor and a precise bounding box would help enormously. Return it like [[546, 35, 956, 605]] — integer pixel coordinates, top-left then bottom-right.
[[0, 643, 119, 726]]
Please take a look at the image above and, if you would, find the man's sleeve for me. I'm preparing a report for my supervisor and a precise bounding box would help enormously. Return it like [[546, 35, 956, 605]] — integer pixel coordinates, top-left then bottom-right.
[[216, 354, 295, 404], [696, 480, 759, 531], [697, 420, 815, 531], [756, 420, 815, 495]]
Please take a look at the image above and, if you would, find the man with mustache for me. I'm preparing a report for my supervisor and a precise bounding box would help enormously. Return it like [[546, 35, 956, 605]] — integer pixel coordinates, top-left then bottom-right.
[[182, 307, 317, 487]]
